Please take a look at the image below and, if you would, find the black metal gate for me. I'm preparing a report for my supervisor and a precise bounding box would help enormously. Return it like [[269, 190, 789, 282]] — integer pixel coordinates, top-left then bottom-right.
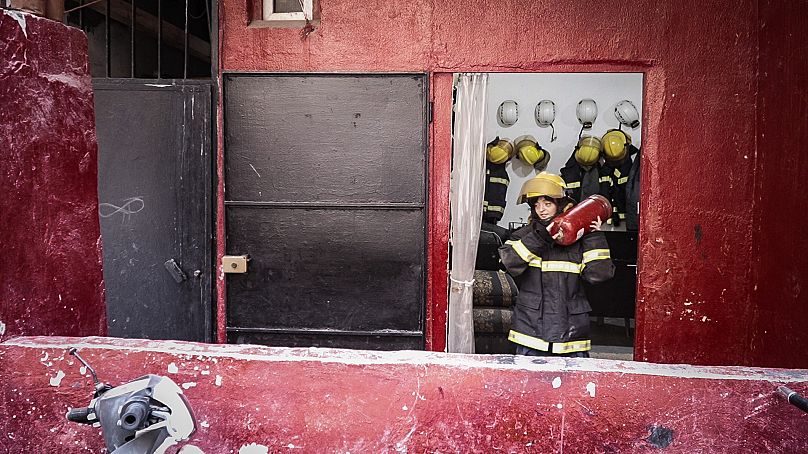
[[223, 74, 428, 350], [95, 79, 212, 341]]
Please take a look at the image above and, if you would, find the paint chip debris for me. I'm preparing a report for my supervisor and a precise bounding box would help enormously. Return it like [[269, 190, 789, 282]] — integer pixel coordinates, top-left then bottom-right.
[[181, 382, 197, 390], [168, 363, 179, 374], [215, 375, 222, 386], [49, 370, 66, 387], [587, 382, 596, 398], [552, 377, 562, 389], [238, 443, 269, 454], [402, 405, 408, 411]]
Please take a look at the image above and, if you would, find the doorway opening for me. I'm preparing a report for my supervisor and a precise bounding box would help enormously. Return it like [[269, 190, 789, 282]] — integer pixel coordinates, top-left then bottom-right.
[[454, 72, 643, 359]]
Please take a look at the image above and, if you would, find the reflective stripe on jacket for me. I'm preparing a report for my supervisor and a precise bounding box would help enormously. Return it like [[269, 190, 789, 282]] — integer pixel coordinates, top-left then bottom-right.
[[499, 221, 614, 352]]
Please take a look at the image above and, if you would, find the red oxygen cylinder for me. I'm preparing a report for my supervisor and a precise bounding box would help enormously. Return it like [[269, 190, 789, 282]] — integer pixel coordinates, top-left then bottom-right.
[[548, 195, 612, 246]]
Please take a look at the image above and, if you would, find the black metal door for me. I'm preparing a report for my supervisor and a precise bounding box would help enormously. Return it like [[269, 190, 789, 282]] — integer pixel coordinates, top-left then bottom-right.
[[94, 79, 212, 341], [224, 74, 428, 350]]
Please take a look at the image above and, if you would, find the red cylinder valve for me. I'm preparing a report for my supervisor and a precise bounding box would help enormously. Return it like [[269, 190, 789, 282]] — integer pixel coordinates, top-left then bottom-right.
[[549, 195, 612, 246]]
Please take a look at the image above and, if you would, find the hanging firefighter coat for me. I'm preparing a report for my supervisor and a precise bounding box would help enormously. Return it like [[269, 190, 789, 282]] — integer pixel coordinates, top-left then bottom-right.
[[499, 221, 614, 354], [625, 146, 641, 231], [483, 161, 510, 223], [560, 151, 610, 203], [601, 144, 637, 225]]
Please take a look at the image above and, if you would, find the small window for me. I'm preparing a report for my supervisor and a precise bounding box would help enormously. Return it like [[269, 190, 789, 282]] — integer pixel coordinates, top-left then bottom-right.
[[261, 0, 315, 25]]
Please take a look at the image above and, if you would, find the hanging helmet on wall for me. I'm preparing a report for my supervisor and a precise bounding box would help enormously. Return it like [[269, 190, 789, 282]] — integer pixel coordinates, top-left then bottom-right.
[[486, 137, 515, 164], [518, 172, 570, 204], [515, 138, 547, 168], [615, 100, 640, 128], [576, 98, 598, 129], [601, 129, 632, 163], [574, 136, 602, 166], [535, 100, 555, 126], [497, 100, 519, 126], [535, 100, 557, 142]]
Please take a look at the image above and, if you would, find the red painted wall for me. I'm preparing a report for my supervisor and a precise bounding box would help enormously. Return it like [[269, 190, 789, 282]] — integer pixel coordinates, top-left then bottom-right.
[[3, 336, 808, 452], [218, 1, 805, 366], [748, 1, 808, 368], [0, 11, 106, 340]]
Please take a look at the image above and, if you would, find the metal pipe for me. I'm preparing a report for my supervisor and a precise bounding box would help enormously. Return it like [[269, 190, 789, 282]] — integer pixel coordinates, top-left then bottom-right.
[[105, 0, 110, 77], [183, 0, 188, 79], [157, 0, 161, 78], [130, 0, 135, 77]]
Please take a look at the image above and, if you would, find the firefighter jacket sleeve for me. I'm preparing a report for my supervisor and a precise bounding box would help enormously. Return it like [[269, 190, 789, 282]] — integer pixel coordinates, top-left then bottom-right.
[[499, 223, 554, 278], [579, 231, 615, 284]]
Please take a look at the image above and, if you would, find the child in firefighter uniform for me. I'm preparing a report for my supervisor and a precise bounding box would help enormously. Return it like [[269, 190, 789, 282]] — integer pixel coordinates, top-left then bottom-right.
[[499, 173, 614, 358]]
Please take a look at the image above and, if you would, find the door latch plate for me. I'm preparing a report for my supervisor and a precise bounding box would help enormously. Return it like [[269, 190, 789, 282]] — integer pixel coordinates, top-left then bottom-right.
[[222, 255, 249, 273]]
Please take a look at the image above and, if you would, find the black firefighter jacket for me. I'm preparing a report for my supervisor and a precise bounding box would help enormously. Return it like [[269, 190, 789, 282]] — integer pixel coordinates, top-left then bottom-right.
[[499, 222, 615, 354], [483, 161, 510, 224], [559, 152, 610, 203]]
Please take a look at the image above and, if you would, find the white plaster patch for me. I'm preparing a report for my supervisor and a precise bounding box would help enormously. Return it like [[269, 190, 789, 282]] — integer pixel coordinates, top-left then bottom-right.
[[3, 9, 28, 37], [49, 370, 66, 387], [586, 382, 596, 398], [214, 375, 222, 386], [168, 362, 179, 373], [200, 421, 210, 428], [556, 403, 563, 409], [201, 370, 210, 375], [40, 352, 49, 362], [238, 443, 269, 454], [178, 445, 205, 454], [552, 377, 562, 389], [402, 405, 408, 411], [0, 320, 5, 336], [43, 73, 86, 91], [80, 366, 87, 375], [181, 382, 197, 390]]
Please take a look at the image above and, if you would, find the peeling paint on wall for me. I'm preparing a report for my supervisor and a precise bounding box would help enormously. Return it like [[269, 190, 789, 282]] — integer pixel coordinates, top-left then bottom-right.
[[239, 443, 269, 454], [48, 370, 65, 387], [2, 9, 28, 37]]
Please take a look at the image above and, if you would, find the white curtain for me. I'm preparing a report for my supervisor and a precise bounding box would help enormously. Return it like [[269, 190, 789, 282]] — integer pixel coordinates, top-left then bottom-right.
[[447, 73, 488, 353]]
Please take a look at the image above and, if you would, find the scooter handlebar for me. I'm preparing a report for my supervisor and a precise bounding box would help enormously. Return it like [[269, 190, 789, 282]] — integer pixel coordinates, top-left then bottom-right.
[[66, 407, 94, 425]]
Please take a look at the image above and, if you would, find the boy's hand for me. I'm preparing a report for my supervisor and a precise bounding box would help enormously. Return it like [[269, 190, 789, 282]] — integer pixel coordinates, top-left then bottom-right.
[[590, 216, 603, 231]]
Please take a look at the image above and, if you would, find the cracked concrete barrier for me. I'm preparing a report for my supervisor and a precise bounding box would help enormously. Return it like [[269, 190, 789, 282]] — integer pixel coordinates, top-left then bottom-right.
[[2, 336, 808, 452]]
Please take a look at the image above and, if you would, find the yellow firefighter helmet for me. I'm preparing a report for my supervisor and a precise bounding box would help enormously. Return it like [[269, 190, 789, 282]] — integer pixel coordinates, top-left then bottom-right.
[[574, 136, 602, 166], [516, 138, 546, 167], [486, 138, 514, 164], [601, 129, 631, 163], [518, 172, 568, 205]]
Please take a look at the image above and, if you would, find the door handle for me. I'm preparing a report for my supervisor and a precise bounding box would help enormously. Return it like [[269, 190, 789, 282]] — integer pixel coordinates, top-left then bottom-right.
[[164, 259, 188, 283]]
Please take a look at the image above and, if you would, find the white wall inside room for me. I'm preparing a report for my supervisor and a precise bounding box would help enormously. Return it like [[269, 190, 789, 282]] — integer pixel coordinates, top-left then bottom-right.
[[485, 72, 644, 230]]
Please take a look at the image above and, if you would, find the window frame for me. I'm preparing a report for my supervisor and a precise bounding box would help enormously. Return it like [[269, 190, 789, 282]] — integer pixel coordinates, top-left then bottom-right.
[[260, 0, 314, 27]]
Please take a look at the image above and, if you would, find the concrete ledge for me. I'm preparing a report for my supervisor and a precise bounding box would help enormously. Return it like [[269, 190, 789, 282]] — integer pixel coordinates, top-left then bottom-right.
[[2, 336, 808, 452]]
